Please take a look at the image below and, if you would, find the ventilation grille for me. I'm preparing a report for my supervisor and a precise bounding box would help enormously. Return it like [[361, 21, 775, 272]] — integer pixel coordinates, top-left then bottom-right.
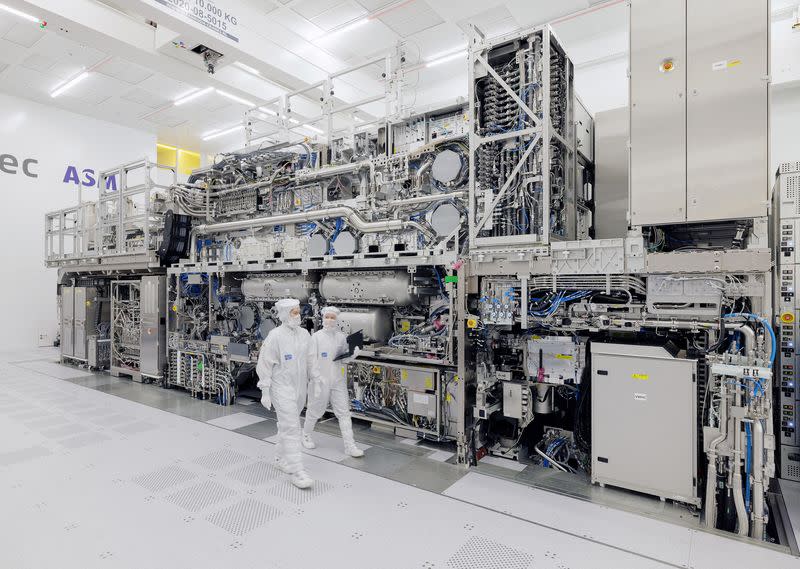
[[226, 461, 281, 486], [780, 161, 800, 174], [268, 480, 333, 504], [784, 174, 800, 216], [193, 448, 250, 471], [165, 480, 235, 512], [446, 536, 534, 569], [206, 499, 282, 536], [132, 465, 197, 493]]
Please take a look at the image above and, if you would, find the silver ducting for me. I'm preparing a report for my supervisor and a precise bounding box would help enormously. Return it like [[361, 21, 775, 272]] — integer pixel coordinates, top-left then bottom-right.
[[333, 307, 393, 342], [189, 206, 435, 263], [241, 273, 313, 302], [320, 270, 415, 306]]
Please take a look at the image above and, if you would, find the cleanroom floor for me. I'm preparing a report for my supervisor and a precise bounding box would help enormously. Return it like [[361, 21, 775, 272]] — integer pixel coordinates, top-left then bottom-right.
[[1, 347, 797, 569]]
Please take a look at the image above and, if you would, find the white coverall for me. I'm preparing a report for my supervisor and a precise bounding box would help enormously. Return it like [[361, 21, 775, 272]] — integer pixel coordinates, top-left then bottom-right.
[[256, 299, 319, 475], [303, 320, 358, 450]]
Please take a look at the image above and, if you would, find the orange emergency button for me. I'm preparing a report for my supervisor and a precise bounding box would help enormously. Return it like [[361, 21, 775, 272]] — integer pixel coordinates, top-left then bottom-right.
[[781, 312, 796, 324], [660, 59, 675, 73]]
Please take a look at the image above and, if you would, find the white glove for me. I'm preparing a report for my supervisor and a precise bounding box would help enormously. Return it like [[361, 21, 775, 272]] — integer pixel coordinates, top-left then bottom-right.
[[260, 390, 272, 410], [342, 346, 361, 364]]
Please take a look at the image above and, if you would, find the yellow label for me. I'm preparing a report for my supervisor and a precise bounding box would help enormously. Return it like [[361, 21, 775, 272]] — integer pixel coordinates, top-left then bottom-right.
[[372, 366, 381, 374], [446, 393, 453, 403], [555, 354, 573, 360], [400, 320, 411, 332], [172, 304, 178, 312], [466, 318, 477, 329], [532, 335, 542, 340], [401, 370, 408, 380], [340, 366, 346, 375], [728, 59, 742, 68], [294, 197, 302, 206], [632, 373, 649, 380], [424, 377, 433, 389]]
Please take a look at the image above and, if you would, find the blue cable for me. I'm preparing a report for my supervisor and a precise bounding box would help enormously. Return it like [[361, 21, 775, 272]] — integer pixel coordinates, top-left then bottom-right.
[[722, 313, 776, 366], [745, 422, 752, 512]]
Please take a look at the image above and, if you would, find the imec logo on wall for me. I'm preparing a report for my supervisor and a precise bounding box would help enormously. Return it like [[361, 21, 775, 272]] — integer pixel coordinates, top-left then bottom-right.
[[0, 153, 38, 177], [0, 152, 117, 190]]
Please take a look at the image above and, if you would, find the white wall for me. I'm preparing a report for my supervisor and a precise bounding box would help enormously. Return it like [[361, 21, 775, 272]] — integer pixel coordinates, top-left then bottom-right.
[[0, 93, 155, 351], [772, 84, 800, 174]]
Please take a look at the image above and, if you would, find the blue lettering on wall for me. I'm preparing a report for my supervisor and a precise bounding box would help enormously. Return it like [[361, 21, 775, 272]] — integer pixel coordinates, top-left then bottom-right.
[[82, 169, 95, 187], [62, 166, 117, 190], [63, 165, 80, 185]]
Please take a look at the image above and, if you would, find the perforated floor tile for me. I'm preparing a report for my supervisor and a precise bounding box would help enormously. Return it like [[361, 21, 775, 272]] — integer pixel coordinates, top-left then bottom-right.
[[446, 535, 534, 569], [132, 465, 198, 493], [193, 448, 251, 471], [226, 461, 282, 486], [267, 479, 334, 505], [165, 480, 236, 512], [206, 498, 282, 536]]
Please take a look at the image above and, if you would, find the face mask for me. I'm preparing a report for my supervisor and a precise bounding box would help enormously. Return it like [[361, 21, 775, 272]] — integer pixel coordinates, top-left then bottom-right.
[[287, 314, 301, 328], [323, 319, 337, 331]]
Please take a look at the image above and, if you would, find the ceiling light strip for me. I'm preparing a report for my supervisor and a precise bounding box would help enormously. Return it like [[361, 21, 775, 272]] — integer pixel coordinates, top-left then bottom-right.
[[174, 86, 214, 106], [202, 125, 244, 141]]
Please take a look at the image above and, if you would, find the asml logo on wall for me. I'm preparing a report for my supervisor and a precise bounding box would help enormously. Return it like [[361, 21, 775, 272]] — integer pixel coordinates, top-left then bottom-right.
[[0, 152, 117, 190]]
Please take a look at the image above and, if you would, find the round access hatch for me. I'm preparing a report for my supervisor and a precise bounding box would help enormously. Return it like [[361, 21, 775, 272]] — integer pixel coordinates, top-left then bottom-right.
[[237, 305, 256, 330], [431, 149, 462, 184], [258, 315, 276, 339], [307, 233, 328, 257], [331, 231, 358, 255], [429, 202, 462, 236]]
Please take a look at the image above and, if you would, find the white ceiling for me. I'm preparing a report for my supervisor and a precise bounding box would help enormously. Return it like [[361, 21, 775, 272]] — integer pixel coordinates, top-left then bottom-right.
[[0, 0, 797, 155]]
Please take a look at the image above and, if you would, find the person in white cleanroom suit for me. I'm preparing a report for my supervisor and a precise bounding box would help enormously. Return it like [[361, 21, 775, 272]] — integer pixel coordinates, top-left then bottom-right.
[[302, 306, 365, 458], [257, 298, 318, 489]]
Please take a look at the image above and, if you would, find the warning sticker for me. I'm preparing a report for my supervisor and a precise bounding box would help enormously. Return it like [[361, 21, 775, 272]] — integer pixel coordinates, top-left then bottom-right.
[[712, 58, 742, 71], [632, 373, 649, 381]]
